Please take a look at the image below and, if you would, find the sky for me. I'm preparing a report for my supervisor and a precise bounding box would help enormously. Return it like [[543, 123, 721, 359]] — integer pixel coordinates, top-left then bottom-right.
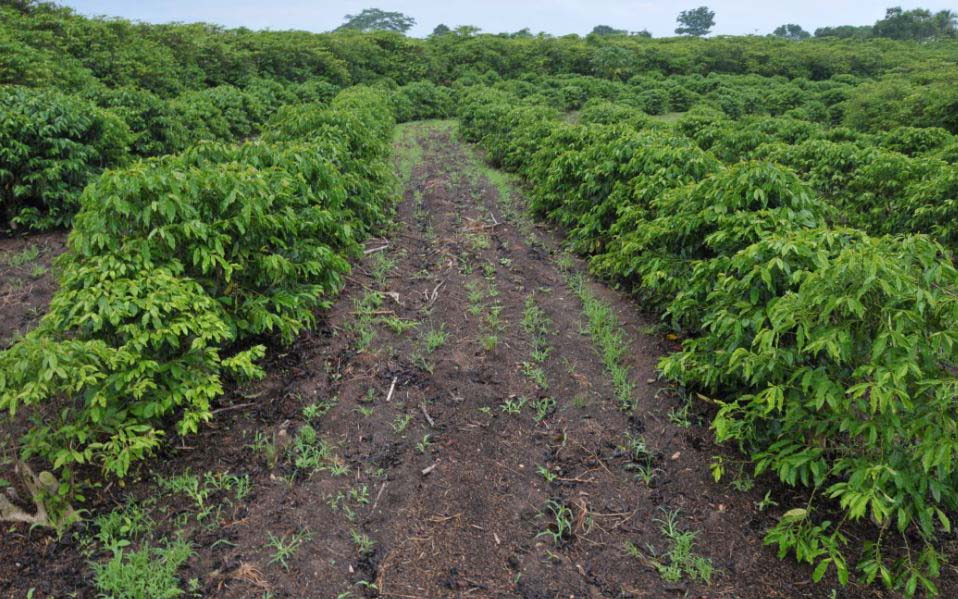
[[59, 1, 958, 38]]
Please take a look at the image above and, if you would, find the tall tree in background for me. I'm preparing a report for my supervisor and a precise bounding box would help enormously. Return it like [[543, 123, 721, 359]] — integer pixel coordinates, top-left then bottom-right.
[[591, 25, 627, 36], [431, 23, 451, 36], [814, 24, 873, 38], [772, 24, 811, 40], [337, 8, 415, 33], [675, 6, 715, 36], [873, 7, 957, 41]]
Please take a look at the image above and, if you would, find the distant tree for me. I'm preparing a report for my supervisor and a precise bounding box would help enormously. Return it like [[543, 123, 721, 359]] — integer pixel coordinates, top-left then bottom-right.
[[772, 24, 811, 40], [453, 25, 481, 36], [873, 7, 957, 41], [591, 25, 627, 36], [631, 29, 653, 38], [337, 8, 415, 33], [675, 6, 715, 36], [814, 24, 873, 39], [431, 23, 451, 36], [511, 27, 533, 38]]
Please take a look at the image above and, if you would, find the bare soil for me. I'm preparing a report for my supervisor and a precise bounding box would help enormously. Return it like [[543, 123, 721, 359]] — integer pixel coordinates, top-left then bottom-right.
[[2, 123, 952, 598], [0, 232, 65, 349]]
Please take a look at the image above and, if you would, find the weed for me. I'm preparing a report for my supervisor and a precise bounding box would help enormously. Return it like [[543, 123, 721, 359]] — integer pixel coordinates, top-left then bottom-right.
[[567, 273, 634, 410], [157, 471, 245, 520], [391, 414, 413, 433], [500, 396, 527, 415], [416, 434, 432, 453], [537, 500, 574, 546], [423, 324, 448, 352], [91, 540, 193, 599], [6, 245, 40, 268], [381, 316, 418, 334], [249, 431, 280, 470], [370, 252, 396, 287], [667, 397, 693, 428], [756, 491, 779, 512], [349, 485, 370, 506], [556, 253, 575, 272], [537, 466, 558, 483], [485, 304, 503, 331], [621, 433, 660, 483], [266, 529, 313, 571], [521, 362, 549, 390], [303, 399, 336, 422], [532, 397, 556, 422], [351, 530, 375, 555], [92, 501, 155, 554], [629, 508, 714, 584], [622, 433, 652, 462], [467, 232, 491, 251], [522, 295, 551, 341], [731, 472, 755, 492], [288, 425, 334, 473], [412, 351, 434, 374]]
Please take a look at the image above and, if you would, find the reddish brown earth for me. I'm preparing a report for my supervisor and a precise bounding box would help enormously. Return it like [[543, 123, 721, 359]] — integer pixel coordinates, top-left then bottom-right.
[[1, 123, 953, 598]]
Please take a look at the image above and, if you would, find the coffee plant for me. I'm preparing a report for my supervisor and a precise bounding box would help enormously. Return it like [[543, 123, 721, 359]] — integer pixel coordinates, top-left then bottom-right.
[[0, 86, 130, 231], [0, 87, 397, 484], [457, 84, 958, 594]]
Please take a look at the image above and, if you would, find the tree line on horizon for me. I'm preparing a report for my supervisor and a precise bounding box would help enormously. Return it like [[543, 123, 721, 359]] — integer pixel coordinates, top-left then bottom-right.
[[337, 5, 958, 42]]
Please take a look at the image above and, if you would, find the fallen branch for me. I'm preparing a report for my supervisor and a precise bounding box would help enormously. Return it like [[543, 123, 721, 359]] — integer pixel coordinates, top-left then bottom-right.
[[423, 280, 445, 310], [364, 245, 389, 255], [420, 402, 435, 427], [385, 377, 398, 403], [210, 402, 256, 416], [369, 481, 388, 515]]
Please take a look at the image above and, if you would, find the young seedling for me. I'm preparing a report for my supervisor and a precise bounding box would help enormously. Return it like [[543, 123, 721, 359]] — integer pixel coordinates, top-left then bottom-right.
[[370, 252, 396, 287], [667, 395, 693, 428], [628, 508, 714, 584], [537, 499, 574, 546], [567, 273, 634, 410], [266, 529, 313, 571], [500, 396, 527, 415], [391, 414, 413, 433], [416, 434, 432, 454], [537, 466, 558, 483], [249, 432, 280, 469], [351, 530, 375, 556], [480, 334, 498, 352], [424, 324, 448, 353], [532, 397, 556, 422]]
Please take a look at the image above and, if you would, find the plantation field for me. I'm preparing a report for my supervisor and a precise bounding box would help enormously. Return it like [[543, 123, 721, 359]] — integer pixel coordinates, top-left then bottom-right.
[[3, 2, 958, 598]]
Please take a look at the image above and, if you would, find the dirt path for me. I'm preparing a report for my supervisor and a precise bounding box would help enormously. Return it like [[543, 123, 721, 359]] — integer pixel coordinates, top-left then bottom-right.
[[185, 121, 850, 599], [2, 122, 900, 598]]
